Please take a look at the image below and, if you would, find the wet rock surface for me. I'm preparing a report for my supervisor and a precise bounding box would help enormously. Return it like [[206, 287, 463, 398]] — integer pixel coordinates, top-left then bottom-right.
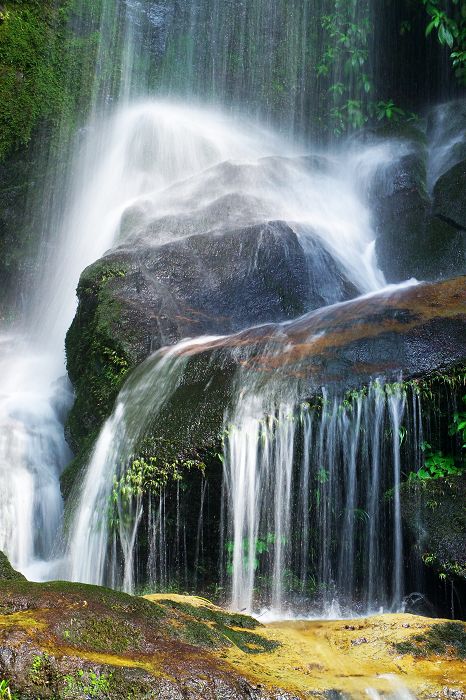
[[433, 160, 466, 232], [370, 107, 466, 283], [113, 276, 466, 460], [66, 218, 356, 450], [401, 474, 466, 580], [0, 560, 464, 699]]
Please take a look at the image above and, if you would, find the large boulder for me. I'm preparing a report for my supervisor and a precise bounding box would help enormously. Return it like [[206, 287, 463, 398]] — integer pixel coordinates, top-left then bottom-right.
[[106, 276, 466, 462], [66, 219, 356, 450]]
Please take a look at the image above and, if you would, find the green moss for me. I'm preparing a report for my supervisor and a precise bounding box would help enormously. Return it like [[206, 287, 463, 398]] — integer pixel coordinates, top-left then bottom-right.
[[0, 0, 104, 162], [216, 625, 280, 654], [401, 473, 466, 580], [394, 622, 466, 659], [157, 599, 258, 631], [0, 550, 26, 581], [155, 599, 280, 654], [0, 1, 65, 160], [65, 260, 131, 451], [61, 615, 143, 654], [60, 431, 97, 501]]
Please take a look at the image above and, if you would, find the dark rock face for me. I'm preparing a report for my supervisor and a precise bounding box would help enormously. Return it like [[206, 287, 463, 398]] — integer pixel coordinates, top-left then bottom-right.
[[0, 143, 44, 316], [125, 276, 466, 459], [433, 160, 466, 232], [370, 109, 466, 283], [66, 219, 356, 450], [427, 100, 466, 186], [401, 475, 466, 580], [107, 219, 354, 346]]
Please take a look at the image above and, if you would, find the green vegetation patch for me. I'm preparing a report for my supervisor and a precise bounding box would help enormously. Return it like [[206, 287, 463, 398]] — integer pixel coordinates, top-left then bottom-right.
[[156, 599, 280, 654], [59, 614, 143, 654], [0, 550, 26, 581], [395, 622, 466, 659], [0, 0, 104, 162]]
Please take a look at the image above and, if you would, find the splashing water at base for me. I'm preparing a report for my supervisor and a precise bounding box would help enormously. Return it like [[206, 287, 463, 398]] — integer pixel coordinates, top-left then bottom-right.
[[0, 336, 72, 578]]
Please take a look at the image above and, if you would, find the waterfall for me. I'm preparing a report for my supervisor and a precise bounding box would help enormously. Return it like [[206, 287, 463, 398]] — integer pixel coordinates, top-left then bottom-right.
[[0, 0, 151, 578], [0, 0, 461, 628], [68, 335, 223, 589], [221, 379, 413, 616], [61, 101, 403, 590], [0, 337, 72, 578]]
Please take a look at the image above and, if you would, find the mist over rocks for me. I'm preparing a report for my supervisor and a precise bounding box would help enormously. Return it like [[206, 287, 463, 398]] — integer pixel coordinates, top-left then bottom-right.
[[366, 104, 466, 283], [65, 150, 366, 453]]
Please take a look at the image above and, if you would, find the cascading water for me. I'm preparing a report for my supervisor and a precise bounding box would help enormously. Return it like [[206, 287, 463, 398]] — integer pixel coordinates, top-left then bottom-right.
[[0, 337, 72, 579], [0, 0, 151, 577], [221, 377, 413, 616], [67, 335, 222, 590], [62, 104, 404, 591], [0, 0, 462, 632]]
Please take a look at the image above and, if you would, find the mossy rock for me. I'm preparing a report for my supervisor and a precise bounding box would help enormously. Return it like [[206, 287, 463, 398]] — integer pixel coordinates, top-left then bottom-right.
[[401, 474, 466, 580], [0, 579, 464, 699], [0, 578, 284, 699], [0, 550, 26, 581], [65, 258, 134, 451], [394, 621, 466, 659]]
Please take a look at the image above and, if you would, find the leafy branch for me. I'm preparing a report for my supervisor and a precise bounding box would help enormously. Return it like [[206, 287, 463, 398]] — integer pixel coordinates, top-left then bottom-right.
[[421, 0, 466, 84]]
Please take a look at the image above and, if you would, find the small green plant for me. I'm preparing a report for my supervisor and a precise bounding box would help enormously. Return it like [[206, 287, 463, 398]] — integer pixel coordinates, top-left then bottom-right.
[[408, 395, 466, 482], [409, 443, 463, 481], [225, 533, 281, 575], [30, 653, 43, 683], [64, 669, 112, 698], [448, 395, 466, 447], [420, 0, 466, 84], [375, 99, 406, 121], [0, 679, 19, 700]]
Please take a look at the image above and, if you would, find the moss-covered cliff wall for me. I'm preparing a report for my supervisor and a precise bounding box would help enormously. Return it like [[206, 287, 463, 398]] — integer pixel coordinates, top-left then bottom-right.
[[0, 0, 104, 315]]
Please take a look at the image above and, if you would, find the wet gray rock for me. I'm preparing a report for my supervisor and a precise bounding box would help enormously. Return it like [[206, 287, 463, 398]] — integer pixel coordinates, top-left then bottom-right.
[[433, 159, 466, 232], [370, 120, 466, 282], [130, 276, 466, 460], [66, 218, 356, 450]]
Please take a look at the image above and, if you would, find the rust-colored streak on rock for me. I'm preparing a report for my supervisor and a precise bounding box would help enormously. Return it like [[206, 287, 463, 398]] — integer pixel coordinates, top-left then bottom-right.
[[171, 277, 466, 381]]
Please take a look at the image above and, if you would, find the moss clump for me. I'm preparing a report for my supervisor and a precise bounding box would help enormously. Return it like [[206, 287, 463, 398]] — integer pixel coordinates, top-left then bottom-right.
[[394, 622, 466, 659], [157, 599, 257, 631], [155, 598, 280, 654], [65, 260, 131, 451], [0, 1, 66, 160], [0, 550, 26, 581], [0, 0, 104, 162], [60, 615, 143, 654]]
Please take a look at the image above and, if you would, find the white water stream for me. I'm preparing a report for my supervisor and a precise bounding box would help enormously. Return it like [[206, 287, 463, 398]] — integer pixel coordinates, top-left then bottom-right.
[[0, 97, 397, 582]]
